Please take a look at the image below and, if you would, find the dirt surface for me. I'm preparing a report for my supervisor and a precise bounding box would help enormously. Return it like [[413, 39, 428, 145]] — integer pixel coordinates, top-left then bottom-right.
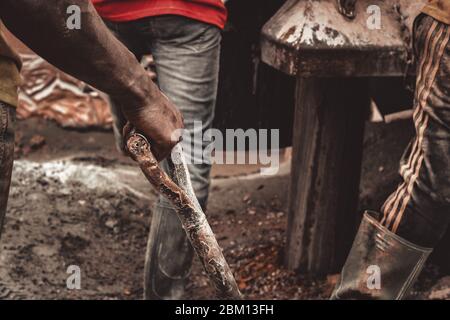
[[0, 117, 448, 300]]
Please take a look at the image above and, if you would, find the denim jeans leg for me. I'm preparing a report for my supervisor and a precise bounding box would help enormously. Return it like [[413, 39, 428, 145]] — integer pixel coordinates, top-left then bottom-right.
[[142, 17, 221, 299], [104, 16, 221, 299]]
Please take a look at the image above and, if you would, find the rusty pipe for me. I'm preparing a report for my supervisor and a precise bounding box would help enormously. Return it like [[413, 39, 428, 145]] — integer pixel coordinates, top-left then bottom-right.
[[126, 133, 242, 300]]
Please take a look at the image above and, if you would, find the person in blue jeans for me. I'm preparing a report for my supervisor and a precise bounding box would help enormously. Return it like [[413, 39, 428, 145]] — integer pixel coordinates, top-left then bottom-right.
[[94, 4, 225, 298]]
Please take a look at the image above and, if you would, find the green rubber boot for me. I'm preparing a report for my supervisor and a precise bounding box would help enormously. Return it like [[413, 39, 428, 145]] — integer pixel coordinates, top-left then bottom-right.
[[331, 211, 433, 300]]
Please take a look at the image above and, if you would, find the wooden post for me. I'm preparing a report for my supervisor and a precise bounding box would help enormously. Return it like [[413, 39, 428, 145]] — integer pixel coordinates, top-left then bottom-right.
[[285, 77, 370, 275]]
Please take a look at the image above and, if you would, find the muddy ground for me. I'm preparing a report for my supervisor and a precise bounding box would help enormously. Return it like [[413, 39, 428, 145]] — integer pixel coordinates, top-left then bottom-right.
[[0, 117, 448, 300]]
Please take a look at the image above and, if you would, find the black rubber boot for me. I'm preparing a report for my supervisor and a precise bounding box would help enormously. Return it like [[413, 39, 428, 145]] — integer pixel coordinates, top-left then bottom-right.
[[143, 202, 195, 300], [331, 211, 433, 300]]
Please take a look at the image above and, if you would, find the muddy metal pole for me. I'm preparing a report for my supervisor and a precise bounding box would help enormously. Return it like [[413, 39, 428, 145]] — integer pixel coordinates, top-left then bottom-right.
[[127, 133, 242, 300]]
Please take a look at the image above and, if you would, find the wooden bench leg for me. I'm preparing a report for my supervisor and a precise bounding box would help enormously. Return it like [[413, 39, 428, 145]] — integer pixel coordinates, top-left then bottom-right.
[[285, 77, 370, 275]]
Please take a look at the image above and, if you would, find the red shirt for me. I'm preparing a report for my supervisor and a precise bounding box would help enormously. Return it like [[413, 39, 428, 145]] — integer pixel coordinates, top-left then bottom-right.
[[92, 0, 227, 29]]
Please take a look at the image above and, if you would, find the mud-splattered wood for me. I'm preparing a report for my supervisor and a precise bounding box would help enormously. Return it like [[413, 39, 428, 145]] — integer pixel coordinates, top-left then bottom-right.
[[127, 134, 242, 300], [261, 0, 426, 77]]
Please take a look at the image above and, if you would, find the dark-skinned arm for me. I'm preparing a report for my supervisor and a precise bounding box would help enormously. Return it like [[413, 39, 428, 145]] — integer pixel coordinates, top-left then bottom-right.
[[0, 0, 183, 160]]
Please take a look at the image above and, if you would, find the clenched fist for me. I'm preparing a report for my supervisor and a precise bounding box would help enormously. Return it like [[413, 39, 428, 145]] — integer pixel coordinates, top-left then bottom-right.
[[117, 74, 184, 162]]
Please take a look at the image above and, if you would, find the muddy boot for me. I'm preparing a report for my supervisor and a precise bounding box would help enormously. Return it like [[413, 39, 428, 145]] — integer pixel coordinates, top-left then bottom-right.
[[143, 201, 196, 300], [331, 211, 433, 300]]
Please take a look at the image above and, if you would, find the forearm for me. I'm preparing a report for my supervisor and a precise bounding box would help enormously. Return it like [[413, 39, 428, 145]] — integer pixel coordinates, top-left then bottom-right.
[[0, 0, 157, 107]]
